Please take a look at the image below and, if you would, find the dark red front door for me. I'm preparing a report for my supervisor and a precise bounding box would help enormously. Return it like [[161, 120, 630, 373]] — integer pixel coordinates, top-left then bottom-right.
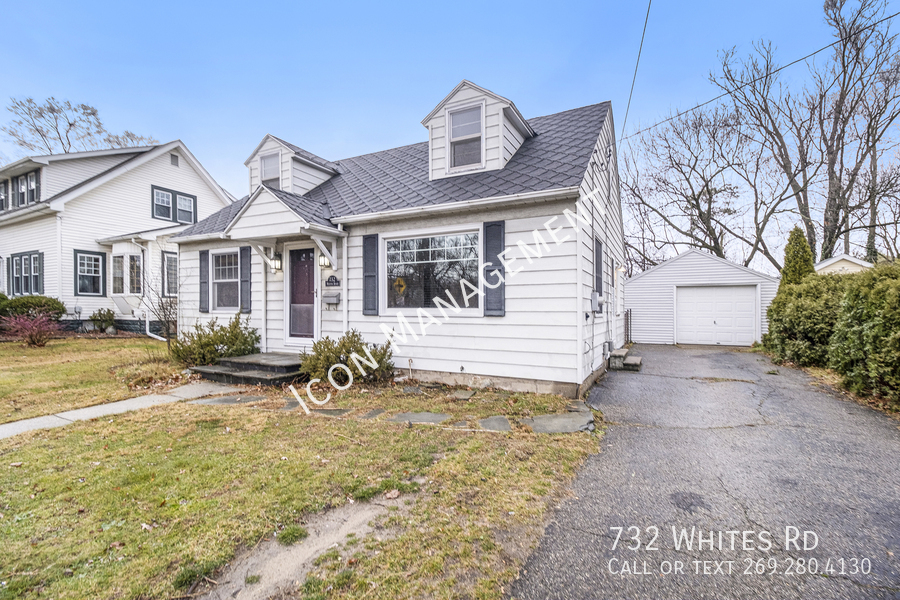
[[290, 249, 315, 338]]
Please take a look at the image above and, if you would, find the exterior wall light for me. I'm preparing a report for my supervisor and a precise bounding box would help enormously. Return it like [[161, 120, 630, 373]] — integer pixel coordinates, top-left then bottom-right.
[[319, 254, 330, 268], [272, 253, 282, 271]]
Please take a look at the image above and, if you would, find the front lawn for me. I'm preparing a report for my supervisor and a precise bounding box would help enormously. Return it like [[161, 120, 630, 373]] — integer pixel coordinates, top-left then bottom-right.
[[0, 338, 184, 424], [0, 393, 598, 599]]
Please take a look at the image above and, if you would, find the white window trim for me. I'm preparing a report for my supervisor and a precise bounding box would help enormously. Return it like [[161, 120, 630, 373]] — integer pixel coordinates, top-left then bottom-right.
[[379, 223, 484, 319], [76, 251, 104, 296], [163, 252, 178, 297], [176, 194, 194, 224], [210, 248, 242, 313], [283, 241, 320, 347], [445, 100, 486, 174], [260, 152, 281, 189], [154, 189, 173, 220], [112, 253, 144, 296]]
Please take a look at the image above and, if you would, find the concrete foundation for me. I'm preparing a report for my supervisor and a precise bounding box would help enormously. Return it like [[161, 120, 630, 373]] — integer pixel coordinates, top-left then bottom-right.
[[406, 368, 579, 398]]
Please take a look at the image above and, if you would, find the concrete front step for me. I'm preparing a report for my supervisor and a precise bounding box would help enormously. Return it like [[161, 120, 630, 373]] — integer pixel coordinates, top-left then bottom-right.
[[191, 365, 302, 386], [622, 356, 643, 371], [218, 352, 302, 374]]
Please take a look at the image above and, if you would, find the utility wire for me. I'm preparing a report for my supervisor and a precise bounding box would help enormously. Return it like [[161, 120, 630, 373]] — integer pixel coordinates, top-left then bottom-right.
[[620, 0, 653, 142], [622, 8, 900, 142]]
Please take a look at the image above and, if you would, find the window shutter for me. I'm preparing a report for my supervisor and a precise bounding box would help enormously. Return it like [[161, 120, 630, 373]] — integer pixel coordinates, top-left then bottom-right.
[[594, 239, 603, 295], [6, 256, 11, 296], [34, 170, 41, 203], [483, 221, 505, 316], [36, 253, 44, 295], [239, 246, 251, 313], [199, 250, 209, 313], [100, 253, 107, 297], [362, 234, 378, 315]]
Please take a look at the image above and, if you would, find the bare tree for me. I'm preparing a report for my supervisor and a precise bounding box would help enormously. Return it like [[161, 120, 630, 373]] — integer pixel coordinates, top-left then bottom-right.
[[622, 105, 793, 272], [1, 97, 158, 155], [712, 0, 900, 261]]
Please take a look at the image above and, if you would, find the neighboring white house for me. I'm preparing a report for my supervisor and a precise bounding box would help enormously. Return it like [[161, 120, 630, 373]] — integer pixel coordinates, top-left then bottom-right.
[[814, 253, 873, 275], [624, 249, 779, 346], [0, 142, 233, 331], [173, 80, 626, 397]]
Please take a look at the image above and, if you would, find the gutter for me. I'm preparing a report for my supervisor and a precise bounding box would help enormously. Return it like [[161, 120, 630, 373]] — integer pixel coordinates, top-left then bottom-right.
[[331, 186, 581, 225]]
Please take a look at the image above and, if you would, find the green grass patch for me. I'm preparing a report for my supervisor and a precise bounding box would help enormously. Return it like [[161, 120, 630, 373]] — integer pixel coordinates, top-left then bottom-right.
[[278, 524, 309, 546]]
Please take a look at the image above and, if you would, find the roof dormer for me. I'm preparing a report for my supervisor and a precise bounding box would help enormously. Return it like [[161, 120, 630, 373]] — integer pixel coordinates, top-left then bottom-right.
[[244, 134, 337, 196], [422, 80, 535, 181]]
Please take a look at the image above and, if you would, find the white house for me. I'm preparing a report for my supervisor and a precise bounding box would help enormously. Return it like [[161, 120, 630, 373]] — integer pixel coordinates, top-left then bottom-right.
[[814, 253, 873, 274], [624, 249, 779, 346], [173, 81, 626, 396], [0, 142, 232, 331]]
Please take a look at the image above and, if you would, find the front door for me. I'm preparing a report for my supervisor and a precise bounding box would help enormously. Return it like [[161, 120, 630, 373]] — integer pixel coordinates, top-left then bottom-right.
[[289, 248, 315, 338]]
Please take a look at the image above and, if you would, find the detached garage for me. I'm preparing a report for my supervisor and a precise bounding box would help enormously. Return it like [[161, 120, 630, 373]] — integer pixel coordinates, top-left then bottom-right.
[[624, 250, 780, 346]]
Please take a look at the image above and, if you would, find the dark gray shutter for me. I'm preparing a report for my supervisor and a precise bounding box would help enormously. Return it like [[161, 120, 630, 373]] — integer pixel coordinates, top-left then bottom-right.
[[362, 234, 378, 315], [594, 239, 603, 294], [199, 250, 209, 313], [483, 221, 505, 316], [36, 253, 44, 295], [239, 246, 251, 313], [6, 256, 11, 296], [100, 253, 107, 297]]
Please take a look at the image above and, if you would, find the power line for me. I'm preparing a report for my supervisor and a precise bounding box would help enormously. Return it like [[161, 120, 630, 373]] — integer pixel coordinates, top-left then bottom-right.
[[622, 8, 900, 142], [620, 0, 653, 142]]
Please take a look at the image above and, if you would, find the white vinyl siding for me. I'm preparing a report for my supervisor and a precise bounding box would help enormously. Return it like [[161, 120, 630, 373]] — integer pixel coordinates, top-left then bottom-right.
[[290, 159, 333, 195], [624, 250, 779, 346], [41, 154, 137, 198], [0, 216, 58, 299], [577, 110, 627, 377], [501, 108, 526, 166]]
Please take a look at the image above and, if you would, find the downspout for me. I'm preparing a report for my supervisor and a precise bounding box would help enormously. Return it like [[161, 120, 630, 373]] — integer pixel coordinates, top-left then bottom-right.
[[340, 224, 348, 333]]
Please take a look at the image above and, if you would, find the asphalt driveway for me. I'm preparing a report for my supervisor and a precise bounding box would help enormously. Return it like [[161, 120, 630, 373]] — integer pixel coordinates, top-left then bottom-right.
[[511, 345, 900, 599]]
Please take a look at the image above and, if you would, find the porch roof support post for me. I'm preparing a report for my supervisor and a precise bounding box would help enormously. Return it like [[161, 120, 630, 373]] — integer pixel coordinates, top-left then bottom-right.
[[342, 234, 348, 334]]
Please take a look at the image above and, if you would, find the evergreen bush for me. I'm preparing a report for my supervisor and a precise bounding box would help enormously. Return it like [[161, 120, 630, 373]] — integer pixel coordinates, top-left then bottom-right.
[[1, 295, 67, 320], [300, 329, 393, 386], [828, 264, 900, 401], [779, 226, 815, 291], [170, 314, 260, 367]]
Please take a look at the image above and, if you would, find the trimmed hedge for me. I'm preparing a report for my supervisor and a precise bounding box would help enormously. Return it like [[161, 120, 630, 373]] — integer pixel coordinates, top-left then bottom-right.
[[765, 273, 852, 367], [1, 295, 67, 321], [828, 264, 900, 401]]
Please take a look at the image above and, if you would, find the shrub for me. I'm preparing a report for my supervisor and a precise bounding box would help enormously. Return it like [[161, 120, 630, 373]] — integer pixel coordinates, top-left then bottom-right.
[[0, 292, 8, 316], [779, 226, 816, 291], [828, 264, 900, 401], [169, 314, 260, 367], [765, 273, 852, 367], [2, 295, 67, 321], [1, 314, 61, 347], [89, 308, 116, 331], [300, 329, 393, 386]]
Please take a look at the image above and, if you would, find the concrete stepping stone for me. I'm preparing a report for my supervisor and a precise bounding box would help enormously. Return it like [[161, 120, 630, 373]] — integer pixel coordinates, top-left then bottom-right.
[[478, 416, 511, 431], [521, 412, 594, 433], [450, 390, 475, 400], [387, 412, 451, 425], [312, 408, 352, 417], [566, 401, 590, 413], [403, 386, 424, 395], [169, 381, 243, 400], [282, 398, 300, 411], [190, 395, 266, 406], [451, 420, 468, 428], [359, 408, 385, 420]]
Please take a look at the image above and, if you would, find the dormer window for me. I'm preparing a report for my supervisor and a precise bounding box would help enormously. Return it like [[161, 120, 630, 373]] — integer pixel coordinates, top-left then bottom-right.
[[261, 154, 280, 190], [449, 106, 482, 169]]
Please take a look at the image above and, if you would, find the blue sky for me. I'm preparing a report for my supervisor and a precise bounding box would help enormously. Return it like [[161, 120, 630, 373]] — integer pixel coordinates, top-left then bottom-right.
[[0, 0, 863, 196]]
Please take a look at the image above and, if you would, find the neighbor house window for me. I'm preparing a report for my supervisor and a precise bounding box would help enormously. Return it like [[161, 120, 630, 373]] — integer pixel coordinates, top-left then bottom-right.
[[27, 172, 36, 203], [75, 251, 105, 296], [176, 195, 194, 223], [212, 251, 240, 310], [162, 252, 178, 297], [386, 231, 479, 309], [260, 154, 280, 189], [112, 256, 124, 294], [152, 186, 196, 224], [17, 176, 26, 207], [129, 255, 142, 295], [449, 106, 482, 168], [0, 180, 7, 210], [113, 254, 142, 294], [154, 189, 172, 219], [9, 251, 41, 296]]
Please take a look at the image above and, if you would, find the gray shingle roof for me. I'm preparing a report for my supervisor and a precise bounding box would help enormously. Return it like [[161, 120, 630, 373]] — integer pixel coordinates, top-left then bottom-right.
[[271, 135, 339, 173], [177, 101, 609, 238]]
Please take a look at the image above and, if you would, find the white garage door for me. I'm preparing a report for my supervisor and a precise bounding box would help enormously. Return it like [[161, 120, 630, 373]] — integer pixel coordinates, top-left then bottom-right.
[[676, 286, 757, 346]]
